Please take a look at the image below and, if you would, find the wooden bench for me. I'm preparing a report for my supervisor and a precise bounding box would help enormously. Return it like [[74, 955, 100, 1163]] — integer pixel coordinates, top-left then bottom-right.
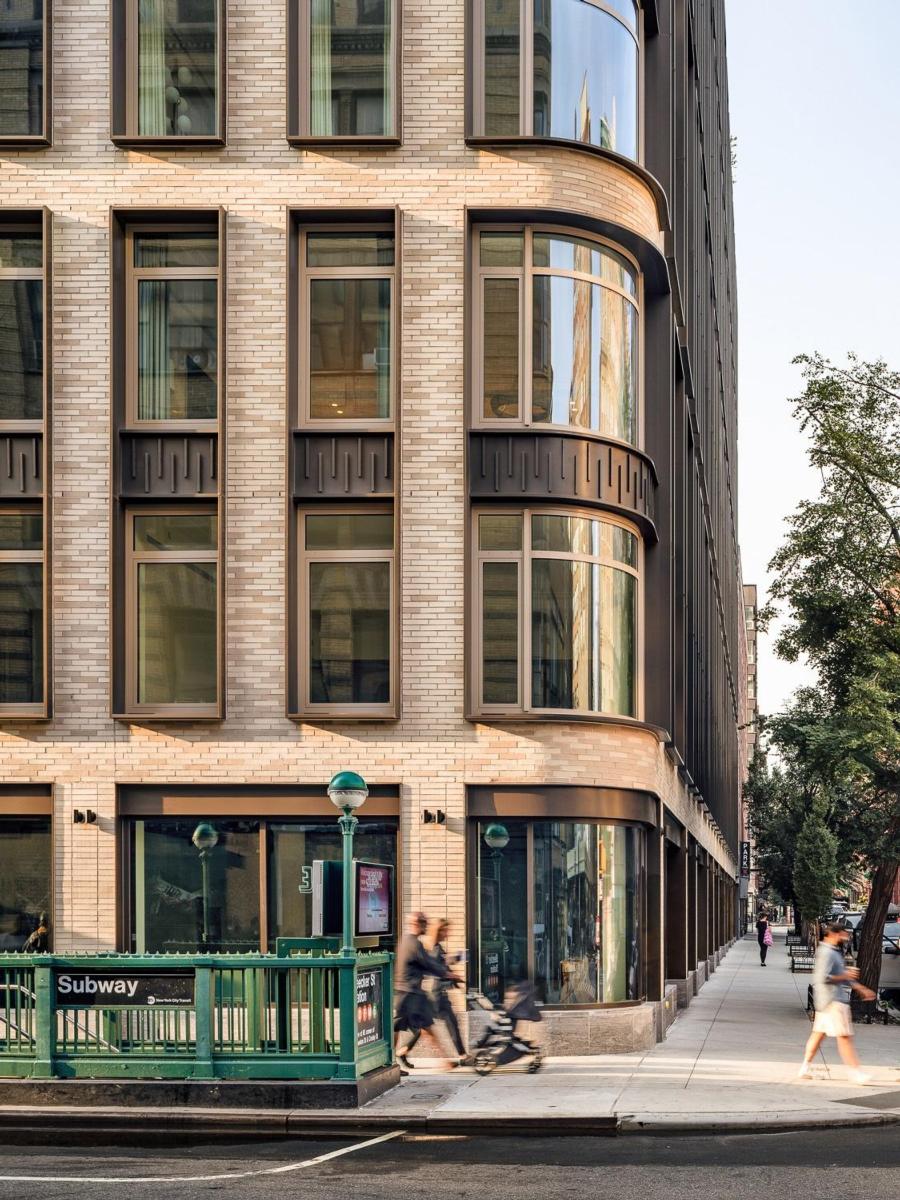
[[786, 933, 804, 946], [789, 942, 814, 958], [791, 953, 815, 972]]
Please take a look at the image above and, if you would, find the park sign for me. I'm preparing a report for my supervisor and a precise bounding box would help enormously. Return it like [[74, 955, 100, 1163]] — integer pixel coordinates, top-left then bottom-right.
[[740, 841, 751, 877], [55, 970, 195, 1007]]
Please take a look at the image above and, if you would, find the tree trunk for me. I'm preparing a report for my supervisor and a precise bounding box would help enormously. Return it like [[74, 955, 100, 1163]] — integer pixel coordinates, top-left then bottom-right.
[[856, 858, 899, 991]]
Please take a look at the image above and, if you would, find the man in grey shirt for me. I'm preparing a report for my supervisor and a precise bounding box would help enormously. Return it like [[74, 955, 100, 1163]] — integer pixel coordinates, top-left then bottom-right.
[[798, 922, 875, 1083]]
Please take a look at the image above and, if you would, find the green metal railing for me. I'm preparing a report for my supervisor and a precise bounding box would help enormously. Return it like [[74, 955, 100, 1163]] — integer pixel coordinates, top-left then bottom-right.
[[0, 946, 393, 1082]]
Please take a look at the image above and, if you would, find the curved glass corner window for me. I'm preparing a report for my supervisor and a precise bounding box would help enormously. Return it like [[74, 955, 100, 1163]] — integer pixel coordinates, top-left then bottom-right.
[[0, 0, 46, 139], [303, 0, 396, 138], [476, 509, 638, 718], [476, 819, 643, 1006], [134, 0, 219, 138], [480, 0, 639, 161], [477, 228, 639, 444]]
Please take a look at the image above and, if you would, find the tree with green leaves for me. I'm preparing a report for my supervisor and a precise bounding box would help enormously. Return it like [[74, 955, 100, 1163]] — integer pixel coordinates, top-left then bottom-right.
[[792, 801, 838, 935], [763, 353, 900, 988]]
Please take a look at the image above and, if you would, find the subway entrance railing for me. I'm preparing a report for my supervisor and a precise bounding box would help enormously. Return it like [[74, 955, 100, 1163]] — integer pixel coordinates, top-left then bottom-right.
[[0, 942, 393, 1081]]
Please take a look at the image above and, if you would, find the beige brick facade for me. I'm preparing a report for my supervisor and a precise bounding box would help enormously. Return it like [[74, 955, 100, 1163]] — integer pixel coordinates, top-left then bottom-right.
[[0, 0, 735, 974]]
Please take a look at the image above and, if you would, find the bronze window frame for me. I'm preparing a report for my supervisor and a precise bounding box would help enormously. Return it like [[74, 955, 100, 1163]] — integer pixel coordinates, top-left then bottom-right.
[[297, 224, 397, 431], [110, 0, 227, 148], [472, 223, 644, 446], [122, 505, 220, 719], [471, 505, 644, 721], [0, 0, 52, 148], [123, 223, 221, 430], [117, 785, 401, 954], [0, 209, 52, 720], [297, 504, 397, 720], [287, 0, 402, 146], [468, 0, 642, 162], [110, 208, 226, 723]]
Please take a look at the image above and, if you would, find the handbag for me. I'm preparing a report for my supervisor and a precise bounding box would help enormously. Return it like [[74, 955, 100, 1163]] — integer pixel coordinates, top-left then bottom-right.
[[763, 927, 773, 947]]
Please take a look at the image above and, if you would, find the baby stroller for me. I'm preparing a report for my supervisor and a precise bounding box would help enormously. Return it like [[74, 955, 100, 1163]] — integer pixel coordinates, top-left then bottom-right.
[[466, 981, 543, 1075]]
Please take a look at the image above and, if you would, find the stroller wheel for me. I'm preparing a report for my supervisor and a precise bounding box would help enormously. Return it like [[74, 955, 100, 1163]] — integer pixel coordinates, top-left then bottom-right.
[[474, 1051, 496, 1076]]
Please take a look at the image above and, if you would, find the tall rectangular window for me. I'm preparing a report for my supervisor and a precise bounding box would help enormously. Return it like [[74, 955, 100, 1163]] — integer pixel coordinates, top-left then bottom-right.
[[0, 510, 44, 710], [301, 230, 395, 425], [113, 0, 224, 144], [0, 227, 43, 423], [299, 508, 395, 716], [290, 0, 398, 142], [127, 229, 219, 424], [125, 509, 218, 714], [0, 0, 48, 144]]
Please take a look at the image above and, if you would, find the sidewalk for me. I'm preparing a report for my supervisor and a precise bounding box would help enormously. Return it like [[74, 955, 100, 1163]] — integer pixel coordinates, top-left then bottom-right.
[[362, 930, 900, 1132], [1, 933, 897, 1136]]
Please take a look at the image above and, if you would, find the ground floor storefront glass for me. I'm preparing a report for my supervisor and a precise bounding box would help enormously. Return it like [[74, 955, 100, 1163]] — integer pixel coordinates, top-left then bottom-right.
[[476, 820, 643, 1006], [0, 816, 50, 950], [127, 817, 397, 953]]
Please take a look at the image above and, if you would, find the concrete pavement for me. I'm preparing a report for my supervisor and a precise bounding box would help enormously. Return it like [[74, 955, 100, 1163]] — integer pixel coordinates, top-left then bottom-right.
[[0, 932, 897, 1136], [364, 928, 900, 1132]]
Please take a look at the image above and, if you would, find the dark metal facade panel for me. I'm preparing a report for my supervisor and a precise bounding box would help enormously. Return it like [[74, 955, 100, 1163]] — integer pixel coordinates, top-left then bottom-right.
[[119, 434, 219, 498], [292, 433, 394, 499], [468, 432, 657, 541], [642, 0, 741, 855], [0, 436, 43, 497]]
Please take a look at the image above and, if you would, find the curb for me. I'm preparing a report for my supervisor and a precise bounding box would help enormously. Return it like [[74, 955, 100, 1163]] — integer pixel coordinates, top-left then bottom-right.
[[0, 1105, 897, 1140]]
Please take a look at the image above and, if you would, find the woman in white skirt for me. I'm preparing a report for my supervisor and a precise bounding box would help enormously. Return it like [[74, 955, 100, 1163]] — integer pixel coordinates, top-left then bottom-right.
[[798, 922, 875, 1084]]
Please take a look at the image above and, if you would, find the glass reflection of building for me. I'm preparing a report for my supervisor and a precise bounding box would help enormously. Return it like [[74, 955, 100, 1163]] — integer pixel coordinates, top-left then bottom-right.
[[0, 0, 44, 138], [476, 820, 642, 1006]]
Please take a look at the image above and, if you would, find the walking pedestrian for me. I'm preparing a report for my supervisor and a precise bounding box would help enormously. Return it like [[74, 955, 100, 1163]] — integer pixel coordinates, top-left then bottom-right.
[[798, 921, 876, 1084], [756, 909, 772, 965], [427, 918, 470, 1066], [393, 911, 461, 1074]]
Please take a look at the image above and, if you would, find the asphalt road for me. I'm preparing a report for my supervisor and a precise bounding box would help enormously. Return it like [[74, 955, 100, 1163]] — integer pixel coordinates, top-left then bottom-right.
[[0, 1127, 897, 1199]]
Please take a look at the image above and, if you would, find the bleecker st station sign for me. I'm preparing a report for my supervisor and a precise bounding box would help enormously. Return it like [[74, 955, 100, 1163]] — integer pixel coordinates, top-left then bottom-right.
[[55, 971, 195, 1007]]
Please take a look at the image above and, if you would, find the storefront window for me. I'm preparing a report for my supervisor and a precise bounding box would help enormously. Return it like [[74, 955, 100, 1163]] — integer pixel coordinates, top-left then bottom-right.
[[0, 817, 51, 950], [127, 816, 398, 952], [476, 819, 642, 1005], [267, 820, 397, 949], [130, 819, 260, 953]]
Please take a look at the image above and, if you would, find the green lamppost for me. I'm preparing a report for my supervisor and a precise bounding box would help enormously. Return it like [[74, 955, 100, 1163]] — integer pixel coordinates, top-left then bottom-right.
[[327, 771, 368, 954], [191, 822, 219, 950]]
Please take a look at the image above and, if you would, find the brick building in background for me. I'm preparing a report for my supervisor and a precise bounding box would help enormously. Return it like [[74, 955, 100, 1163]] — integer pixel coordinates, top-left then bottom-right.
[[0, 0, 744, 1051]]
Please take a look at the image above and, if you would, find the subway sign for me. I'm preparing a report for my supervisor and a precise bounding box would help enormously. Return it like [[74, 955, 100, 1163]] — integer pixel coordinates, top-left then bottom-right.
[[55, 971, 195, 1007]]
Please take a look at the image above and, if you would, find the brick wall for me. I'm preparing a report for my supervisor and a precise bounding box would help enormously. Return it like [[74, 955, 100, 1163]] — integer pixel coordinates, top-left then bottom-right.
[[0, 0, 733, 951]]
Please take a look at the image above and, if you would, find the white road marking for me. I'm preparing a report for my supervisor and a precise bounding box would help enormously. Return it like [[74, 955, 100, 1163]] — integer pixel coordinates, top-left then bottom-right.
[[0, 1128, 405, 1185]]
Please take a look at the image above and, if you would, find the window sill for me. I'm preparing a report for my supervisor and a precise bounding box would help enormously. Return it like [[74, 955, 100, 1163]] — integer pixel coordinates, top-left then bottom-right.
[[287, 136, 401, 149], [111, 136, 226, 150], [467, 710, 669, 741], [113, 711, 223, 723], [288, 709, 399, 724], [0, 707, 51, 721], [0, 137, 51, 150]]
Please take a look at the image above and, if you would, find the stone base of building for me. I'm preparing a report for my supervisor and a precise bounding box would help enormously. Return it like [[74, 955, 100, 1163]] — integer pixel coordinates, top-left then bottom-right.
[[0, 1066, 400, 1110], [539, 1003, 657, 1055], [668, 974, 695, 1009]]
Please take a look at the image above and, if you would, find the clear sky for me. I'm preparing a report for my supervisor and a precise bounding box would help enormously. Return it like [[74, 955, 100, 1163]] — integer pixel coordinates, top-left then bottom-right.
[[725, 1, 900, 716]]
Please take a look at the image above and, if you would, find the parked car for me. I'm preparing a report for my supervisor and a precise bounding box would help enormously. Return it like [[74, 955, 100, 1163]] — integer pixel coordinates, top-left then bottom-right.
[[879, 921, 900, 1004]]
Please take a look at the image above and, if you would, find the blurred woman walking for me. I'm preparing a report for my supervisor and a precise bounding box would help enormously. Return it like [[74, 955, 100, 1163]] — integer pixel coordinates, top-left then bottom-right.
[[756, 909, 772, 965]]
